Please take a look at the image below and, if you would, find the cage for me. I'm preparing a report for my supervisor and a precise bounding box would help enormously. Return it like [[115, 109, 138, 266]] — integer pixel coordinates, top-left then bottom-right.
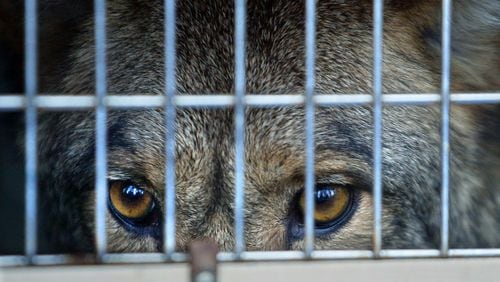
[[0, 0, 499, 281]]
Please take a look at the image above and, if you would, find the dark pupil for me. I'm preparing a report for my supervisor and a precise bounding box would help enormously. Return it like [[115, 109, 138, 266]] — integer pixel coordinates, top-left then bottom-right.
[[121, 185, 145, 202], [314, 188, 335, 205]]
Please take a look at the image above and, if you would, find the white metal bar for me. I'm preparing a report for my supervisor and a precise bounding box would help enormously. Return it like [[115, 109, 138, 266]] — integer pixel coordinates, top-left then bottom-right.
[[304, 0, 317, 258], [24, 0, 38, 264], [2, 249, 500, 267], [104, 253, 168, 264], [245, 94, 305, 106], [163, 0, 177, 259], [440, 0, 452, 257], [175, 95, 235, 107], [217, 251, 304, 262], [217, 250, 374, 261], [241, 251, 305, 261], [31, 255, 95, 265], [106, 96, 163, 108], [315, 94, 372, 105], [311, 250, 374, 260], [381, 93, 440, 104], [2, 93, 500, 110], [36, 96, 96, 109], [233, 0, 247, 259], [94, 0, 108, 260], [0, 256, 28, 267], [372, 0, 384, 257], [379, 249, 441, 258], [451, 93, 500, 103], [449, 249, 500, 257]]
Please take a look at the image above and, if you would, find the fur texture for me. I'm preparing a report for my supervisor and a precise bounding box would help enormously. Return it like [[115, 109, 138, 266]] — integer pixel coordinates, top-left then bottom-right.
[[1, 0, 499, 253]]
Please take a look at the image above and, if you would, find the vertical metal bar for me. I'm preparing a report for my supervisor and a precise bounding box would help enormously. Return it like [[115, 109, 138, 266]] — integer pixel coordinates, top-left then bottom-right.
[[372, 0, 384, 258], [234, 0, 247, 258], [94, 0, 108, 260], [24, 0, 38, 264], [440, 0, 452, 257], [164, 0, 177, 258], [304, 0, 316, 258]]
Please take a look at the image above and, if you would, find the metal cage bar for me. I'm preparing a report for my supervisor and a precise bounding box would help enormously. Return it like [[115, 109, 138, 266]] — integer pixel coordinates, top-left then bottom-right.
[[3, 248, 500, 267], [1, 93, 500, 111], [233, 0, 247, 259], [372, 0, 384, 257], [2, 0, 500, 269], [304, 0, 317, 258], [440, 0, 452, 257], [163, 0, 177, 259], [24, 0, 38, 264], [94, 0, 108, 260]]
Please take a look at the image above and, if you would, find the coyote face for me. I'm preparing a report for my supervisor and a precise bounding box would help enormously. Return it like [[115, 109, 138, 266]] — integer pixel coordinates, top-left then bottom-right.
[[4, 0, 497, 252]]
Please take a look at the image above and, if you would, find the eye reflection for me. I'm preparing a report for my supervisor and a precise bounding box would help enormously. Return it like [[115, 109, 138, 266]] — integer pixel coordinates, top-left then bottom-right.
[[298, 185, 353, 228]]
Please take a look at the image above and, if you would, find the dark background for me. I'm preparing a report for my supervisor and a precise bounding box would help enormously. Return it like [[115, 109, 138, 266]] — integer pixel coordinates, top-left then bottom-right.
[[0, 40, 24, 255], [0, 0, 92, 255]]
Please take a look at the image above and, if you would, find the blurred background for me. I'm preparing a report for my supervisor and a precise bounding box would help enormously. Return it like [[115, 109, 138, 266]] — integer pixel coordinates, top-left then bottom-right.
[[0, 37, 24, 255]]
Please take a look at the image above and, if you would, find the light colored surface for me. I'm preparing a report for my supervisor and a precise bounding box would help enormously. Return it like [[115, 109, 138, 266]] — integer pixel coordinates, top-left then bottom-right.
[[1, 264, 189, 282], [220, 258, 500, 282], [1, 258, 499, 282]]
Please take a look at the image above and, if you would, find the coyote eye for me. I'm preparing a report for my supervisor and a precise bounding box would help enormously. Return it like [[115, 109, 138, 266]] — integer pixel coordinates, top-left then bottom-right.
[[108, 181, 159, 228], [298, 185, 355, 230]]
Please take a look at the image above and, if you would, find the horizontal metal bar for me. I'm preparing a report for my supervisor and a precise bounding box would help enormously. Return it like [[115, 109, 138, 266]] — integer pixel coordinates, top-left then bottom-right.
[[315, 94, 372, 105], [37, 96, 96, 109], [174, 95, 235, 107], [451, 93, 500, 103], [32, 254, 95, 265], [379, 249, 441, 258], [0, 256, 28, 267], [312, 250, 374, 260], [246, 95, 305, 106], [103, 253, 188, 264], [217, 251, 306, 261], [1, 93, 500, 110], [377, 249, 500, 259], [449, 249, 500, 257], [382, 94, 440, 105], [2, 249, 500, 267]]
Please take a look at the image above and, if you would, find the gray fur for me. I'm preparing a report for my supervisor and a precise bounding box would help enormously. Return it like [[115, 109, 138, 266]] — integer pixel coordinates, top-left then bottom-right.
[[3, 0, 499, 252]]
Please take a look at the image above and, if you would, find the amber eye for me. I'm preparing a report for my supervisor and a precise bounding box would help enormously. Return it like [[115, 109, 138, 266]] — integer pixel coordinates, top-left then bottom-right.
[[109, 181, 155, 223], [299, 185, 352, 228]]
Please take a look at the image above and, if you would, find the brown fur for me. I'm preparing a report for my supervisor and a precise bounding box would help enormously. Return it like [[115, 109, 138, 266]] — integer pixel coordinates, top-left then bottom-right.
[[1, 0, 499, 253]]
